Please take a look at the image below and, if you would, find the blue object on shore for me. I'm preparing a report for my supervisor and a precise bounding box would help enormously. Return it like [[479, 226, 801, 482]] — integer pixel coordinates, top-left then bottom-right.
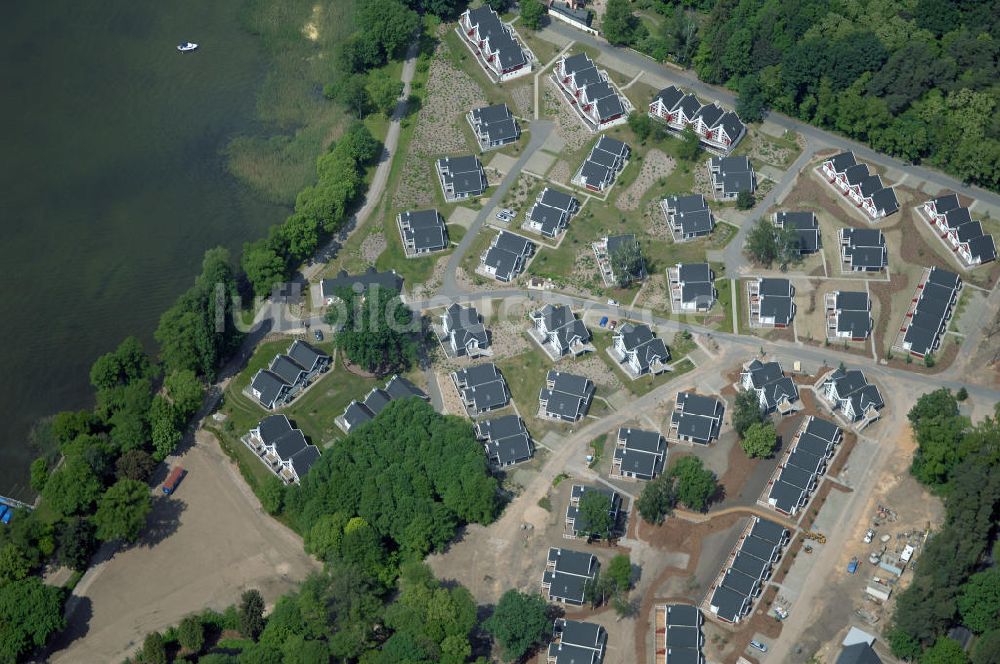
[[599, 316, 609, 327], [0, 506, 10, 524]]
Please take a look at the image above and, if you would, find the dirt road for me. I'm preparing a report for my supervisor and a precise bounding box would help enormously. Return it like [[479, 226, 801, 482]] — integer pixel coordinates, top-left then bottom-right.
[[49, 431, 319, 663]]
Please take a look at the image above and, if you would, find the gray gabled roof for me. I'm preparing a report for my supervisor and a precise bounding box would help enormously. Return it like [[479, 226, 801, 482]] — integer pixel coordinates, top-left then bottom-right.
[[859, 174, 884, 198], [750, 518, 788, 545], [251, 369, 290, 408], [710, 585, 750, 622], [834, 291, 870, 311], [731, 551, 769, 580], [342, 401, 374, 428], [580, 159, 613, 187], [760, 295, 793, 325], [786, 448, 824, 475], [362, 388, 393, 416], [455, 362, 501, 387], [836, 643, 883, 664], [653, 85, 684, 110], [694, 102, 724, 127], [494, 230, 535, 255], [929, 193, 960, 214], [805, 416, 841, 443], [903, 323, 937, 356], [665, 604, 701, 627], [547, 371, 595, 398], [464, 380, 509, 411], [256, 414, 293, 445], [287, 340, 330, 373], [487, 432, 533, 465], [482, 246, 522, 280], [943, 206, 973, 230], [678, 262, 712, 283], [759, 278, 792, 297], [844, 163, 869, 186], [761, 376, 798, 408], [289, 445, 321, 479], [775, 211, 817, 230], [827, 151, 857, 173], [845, 246, 886, 269], [561, 52, 593, 75], [400, 209, 448, 252], [843, 228, 886, 247], [717, 110, 745, 141], [870, 187, 899, 215], [956, 221, 984, 243], [476, 414, 525, 441], [967, 233, 997, 262], [596, 135, 629, 158], [617, 322, 654, 350], [596, 94, 625, 121], [321, 267, 403, 298], [675, 208, 714, 235], [384, 375, 428, 401], [271, 428, 308, 460], [539, 187, 578, 212], [269, 355, 308, 386], [665, 194, 708, 214], [722, 568, 761, 597], [743, 360, 782, 388], [769, 480, 806, 513], [778, 464, 815, 491], [471, 103, 511, 125], [677, 392, 722, 418], [837, 310, 872, 337], [676, 93, 702, 118], [796, 432, 833, 458], [548, 547, 597, 577], [528, 202, 567, 237], [740, 535, 780, 562], [926, 266, 961, 290]]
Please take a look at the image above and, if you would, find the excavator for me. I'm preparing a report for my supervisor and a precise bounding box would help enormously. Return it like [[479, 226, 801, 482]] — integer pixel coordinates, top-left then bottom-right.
[[802, 531, 827, 544]]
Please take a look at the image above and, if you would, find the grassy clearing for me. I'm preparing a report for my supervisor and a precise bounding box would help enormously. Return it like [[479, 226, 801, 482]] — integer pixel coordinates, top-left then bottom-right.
[[588, 434, 607, 469], [228, 0, 362, 204], [713, 278, 734, 333], [495, 340, 551, 420], [589, 329, 691, 397]]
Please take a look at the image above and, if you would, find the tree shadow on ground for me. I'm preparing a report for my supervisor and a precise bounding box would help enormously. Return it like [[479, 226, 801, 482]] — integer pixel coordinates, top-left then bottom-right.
[[138, 494, 187, 549], [36, 596, 93, 661]]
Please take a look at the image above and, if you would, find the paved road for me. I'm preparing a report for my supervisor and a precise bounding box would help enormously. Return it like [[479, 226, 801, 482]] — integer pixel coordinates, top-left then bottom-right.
[[722, 138, 817, 274], [541, 21, 1000, 208], [441, 121, 554, 294]]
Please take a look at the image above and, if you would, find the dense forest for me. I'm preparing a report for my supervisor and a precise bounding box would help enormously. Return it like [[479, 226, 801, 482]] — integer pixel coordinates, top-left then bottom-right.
[[889, 390, 1000, 664], [607, 0, 1000, 191]]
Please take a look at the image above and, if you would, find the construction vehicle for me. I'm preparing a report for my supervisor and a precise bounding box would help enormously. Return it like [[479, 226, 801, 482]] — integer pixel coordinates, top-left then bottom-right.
[[802, 531, 827, 544]]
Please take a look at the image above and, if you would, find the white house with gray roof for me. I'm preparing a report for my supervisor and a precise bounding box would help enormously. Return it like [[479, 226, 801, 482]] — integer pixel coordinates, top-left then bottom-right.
[[336, 375, 429, 434], [524, 187, 579, 238], [613, 427, 666, 480], [667, 263, 716, 312], [436, 155, 487, 202], [539, 371, 595, 422], [548, 618, 607, 664], [480, 231, 535, 282], [709, 155, 756, 200], [249, 340, 331, 410], [441, 303, 489, 357], [670, 392, 724, 445], [740, 359, 799, 414], [661, 194, 714, 242], [397, 209, 448, 256], [648, 84, 746, 154], [475, 414, 533, 467], [453, 363, 510, 414], [553, 53, 632, 131], [243, 414, 321, 485], [825, 291, 872, 341], [529, 304, 592, 357], [611, 323, 669, 377], [458, 6, 532, 81], [574, 136, 630, 191], [542, 547, 599, 605], [821, 368, 884, 423], [468, 103, 520, 150]]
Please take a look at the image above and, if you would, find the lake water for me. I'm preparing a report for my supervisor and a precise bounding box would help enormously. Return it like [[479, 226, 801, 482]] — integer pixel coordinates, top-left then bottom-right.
[[0, 1, 286, 498]]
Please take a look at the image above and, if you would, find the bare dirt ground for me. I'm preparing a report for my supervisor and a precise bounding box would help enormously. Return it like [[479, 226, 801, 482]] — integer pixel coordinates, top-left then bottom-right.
[[488, 321, 533, 359], [796, 423, 945, 662], [360, 232, 388, 263], [568, 355, 625, 391], [509, 82, 534, 118], [692, 162, 715, 198], [50, 431, 319, 663], [543, 81, 593, 152], [394, 41, 488, 208], [634, 274, 672, 312], [742, 130, 796, 168], [616, 149, 676, 211], [548, 159, 573, 186]]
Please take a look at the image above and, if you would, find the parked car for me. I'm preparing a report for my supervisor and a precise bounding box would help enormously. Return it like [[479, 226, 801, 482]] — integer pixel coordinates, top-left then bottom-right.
[[749, 640, 768, 653], [599, 316, 609, 327], [848, 557, 859, 574], [607, 298, 620, 306], [313, 329, 324, 341], [863, 529, 874, 543]]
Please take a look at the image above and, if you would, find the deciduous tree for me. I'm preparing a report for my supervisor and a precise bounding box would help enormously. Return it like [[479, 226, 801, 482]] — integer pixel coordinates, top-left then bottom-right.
[[484, 590, 552, 662], [577, 490, 613, 540], [741, 422, 777, 458], [93, 479, 152, 543], [733, 388, 766, 436], [239, 589, 267, 640], [519, 0, 546, 31], [178, 614, 206, 653], [958, 568, 1000, 633], [0, 577, 66, 663]]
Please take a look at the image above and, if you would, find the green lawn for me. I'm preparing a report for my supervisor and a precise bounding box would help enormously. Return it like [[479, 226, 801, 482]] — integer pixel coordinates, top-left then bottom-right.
[[495, 340, 551, 424], [590, 329, 693, 398], [713, 278, 734, 333]]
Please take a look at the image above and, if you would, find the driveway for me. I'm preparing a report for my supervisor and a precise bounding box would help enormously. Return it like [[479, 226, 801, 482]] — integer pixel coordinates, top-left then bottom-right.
[[49, 431, 319, 663]]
